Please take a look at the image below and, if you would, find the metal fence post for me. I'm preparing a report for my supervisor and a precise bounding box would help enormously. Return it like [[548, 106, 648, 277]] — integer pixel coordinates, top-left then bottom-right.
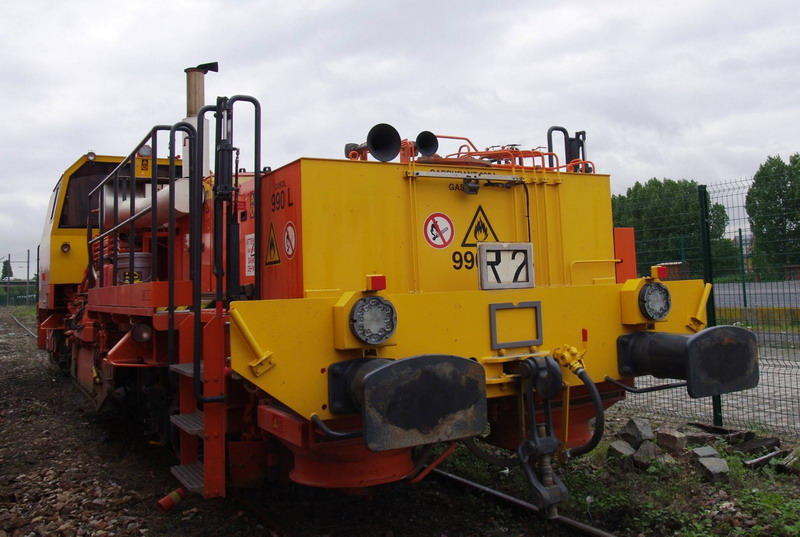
[[5, 254, 9, 307], [738, 228, 748, 308], [26, 249, 30, 306], [698, 185, 723, 426], [36, 245, 40, 306]]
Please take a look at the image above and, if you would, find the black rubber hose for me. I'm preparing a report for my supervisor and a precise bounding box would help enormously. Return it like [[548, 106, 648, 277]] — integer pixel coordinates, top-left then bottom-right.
[[564, 368, 605, 459], [310, 414, 362, 440]]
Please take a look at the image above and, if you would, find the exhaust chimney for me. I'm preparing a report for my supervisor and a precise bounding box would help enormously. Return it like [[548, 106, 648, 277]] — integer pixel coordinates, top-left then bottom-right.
[[183, 62, 218, 176], [185, 62, 218, 117]]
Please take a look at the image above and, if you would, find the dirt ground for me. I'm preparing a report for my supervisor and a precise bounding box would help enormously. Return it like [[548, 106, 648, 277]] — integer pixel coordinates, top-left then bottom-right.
[[0, 309, 575, 537]]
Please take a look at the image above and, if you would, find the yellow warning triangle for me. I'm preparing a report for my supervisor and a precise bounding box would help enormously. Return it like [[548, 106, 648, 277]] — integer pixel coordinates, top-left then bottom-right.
[[266, 223, 281, 265], [461, 205, 499, 247]]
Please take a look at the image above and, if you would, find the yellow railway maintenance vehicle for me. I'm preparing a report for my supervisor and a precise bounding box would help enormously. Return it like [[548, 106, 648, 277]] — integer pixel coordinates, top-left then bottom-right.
[[37, 66, 758, 515]]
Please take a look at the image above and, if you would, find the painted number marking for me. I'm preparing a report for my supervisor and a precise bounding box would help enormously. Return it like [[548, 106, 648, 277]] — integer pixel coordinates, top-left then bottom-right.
[[424, 213, 455, 249], [284, 221, 297, 259], [485, 250, 528, 283], [477, 243, 535, 290], [451, 250, 476, 270], [271, 180, 294, 213], [271, 188, 294, 212]]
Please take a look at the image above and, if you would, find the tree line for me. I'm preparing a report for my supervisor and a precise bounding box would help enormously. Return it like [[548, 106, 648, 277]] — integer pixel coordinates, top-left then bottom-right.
[[611, 153, 800, 281], [744, 154, 800, 279]]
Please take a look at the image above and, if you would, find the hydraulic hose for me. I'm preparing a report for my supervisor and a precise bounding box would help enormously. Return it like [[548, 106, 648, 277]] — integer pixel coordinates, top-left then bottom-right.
[[563, 368, 605, 459]]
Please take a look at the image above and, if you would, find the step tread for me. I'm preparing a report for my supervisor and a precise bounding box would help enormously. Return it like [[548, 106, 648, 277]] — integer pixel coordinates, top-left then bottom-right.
[[170, 463, 204, 494], [170, 411, 205, 436], [169, 362, 203, 377]]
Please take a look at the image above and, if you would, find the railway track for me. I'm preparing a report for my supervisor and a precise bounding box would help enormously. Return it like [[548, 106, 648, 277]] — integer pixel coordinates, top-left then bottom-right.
[[235, 468, 617, 537], [9, 311, 36, 338], [432, 468, 617, 537], [235, 460, 618, 537]]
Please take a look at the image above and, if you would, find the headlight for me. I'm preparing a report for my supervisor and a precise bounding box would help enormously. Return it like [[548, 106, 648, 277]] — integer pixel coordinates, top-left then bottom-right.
[[349, 296, 397, 344], [639, 282, 671, 321], [131, 322, 153, 343], [137, 144, 153, 158]]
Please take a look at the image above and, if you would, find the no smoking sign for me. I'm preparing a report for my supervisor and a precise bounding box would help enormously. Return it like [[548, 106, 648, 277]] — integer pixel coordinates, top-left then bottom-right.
[[423, 213, 455, 249], [284, 221, 297, 259]]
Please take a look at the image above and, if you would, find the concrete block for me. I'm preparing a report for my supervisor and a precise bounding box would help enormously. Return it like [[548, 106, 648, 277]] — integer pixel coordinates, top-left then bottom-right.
[[692, 445, 719, 459], [633, 440, 664, 469], [696, 457, 730, 482], [607, 440, 636, 469], [620, 417, 654, 448], [608, 440, 635, 458], [656, 427, 687, 453]]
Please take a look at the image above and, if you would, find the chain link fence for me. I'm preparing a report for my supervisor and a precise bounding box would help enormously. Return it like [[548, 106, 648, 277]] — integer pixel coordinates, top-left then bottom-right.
[[1, 284, 36, 306], [613, 177, 800, 439]]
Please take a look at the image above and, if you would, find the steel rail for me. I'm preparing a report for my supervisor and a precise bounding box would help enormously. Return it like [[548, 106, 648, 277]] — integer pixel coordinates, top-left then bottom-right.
[[9, 313, 36, 338], [431, 468, 618, 537]]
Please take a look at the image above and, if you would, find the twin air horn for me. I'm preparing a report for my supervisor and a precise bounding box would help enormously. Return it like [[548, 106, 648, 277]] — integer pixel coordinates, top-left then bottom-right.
[[345, 124, 439, 162]]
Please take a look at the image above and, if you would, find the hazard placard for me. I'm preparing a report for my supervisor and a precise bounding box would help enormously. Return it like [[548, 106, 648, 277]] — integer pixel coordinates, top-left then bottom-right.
[[461, 205, 498, 247], [266, 223, 281, 265], [245, 233, 256, 276], [284, 221, 297, 259], [424, 213, 455, 249]]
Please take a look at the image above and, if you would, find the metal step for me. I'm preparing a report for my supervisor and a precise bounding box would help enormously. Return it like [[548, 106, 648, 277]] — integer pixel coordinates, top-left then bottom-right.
[[170, 411, 204, 436], [171, 463, 204, 494], [169, 362, 203, 377]]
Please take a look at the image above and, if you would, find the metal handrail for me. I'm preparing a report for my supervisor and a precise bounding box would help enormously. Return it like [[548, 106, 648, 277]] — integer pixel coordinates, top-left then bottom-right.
[[85, 122, 194, 371], [88, 125, 175, 288], [191, 95, 261, 403]]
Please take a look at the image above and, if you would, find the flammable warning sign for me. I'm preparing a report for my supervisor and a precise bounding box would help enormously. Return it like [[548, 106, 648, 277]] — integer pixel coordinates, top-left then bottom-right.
[[266, 223, 281, 265], [461, 205, 498, 247]]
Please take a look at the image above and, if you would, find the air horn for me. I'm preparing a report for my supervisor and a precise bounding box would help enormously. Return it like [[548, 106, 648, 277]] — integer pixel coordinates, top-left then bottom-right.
[[345, 124, 438, 162]]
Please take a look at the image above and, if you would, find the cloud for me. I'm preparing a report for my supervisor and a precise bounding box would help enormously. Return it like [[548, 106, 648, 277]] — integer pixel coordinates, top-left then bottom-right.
[[0, 0, 798, 260]]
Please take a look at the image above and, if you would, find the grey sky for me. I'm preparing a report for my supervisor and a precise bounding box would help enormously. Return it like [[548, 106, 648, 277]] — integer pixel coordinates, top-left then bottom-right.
[[1, 1, 798, 268]]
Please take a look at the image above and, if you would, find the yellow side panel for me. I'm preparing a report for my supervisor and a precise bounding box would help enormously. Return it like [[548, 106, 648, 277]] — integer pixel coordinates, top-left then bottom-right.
[[408, 170, 528, 292], [298, 160, 416, 294], [47, 226, 93, 284], [230, 297, 345, 419], [557, 174, 617, 286], [298, 160, 618, 295]]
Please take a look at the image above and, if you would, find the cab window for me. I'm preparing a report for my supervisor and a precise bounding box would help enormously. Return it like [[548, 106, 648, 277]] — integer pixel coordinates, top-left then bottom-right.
[[58, 162, 118, 228], [58, 159, 177, 229]]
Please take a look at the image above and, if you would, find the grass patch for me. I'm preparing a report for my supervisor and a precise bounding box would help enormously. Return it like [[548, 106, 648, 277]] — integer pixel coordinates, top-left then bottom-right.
[[10, 304, 37, 319], [440, 433, 800, 536]]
